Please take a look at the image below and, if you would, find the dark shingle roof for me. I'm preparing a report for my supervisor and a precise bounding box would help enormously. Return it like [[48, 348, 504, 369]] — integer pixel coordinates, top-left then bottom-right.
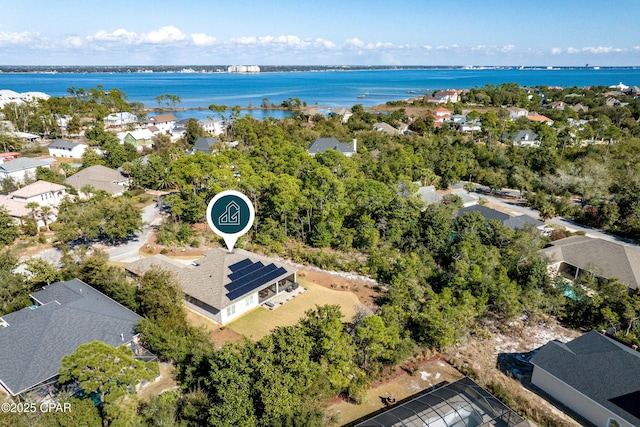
[[48, 140, 86, 150], [457, 205, 543, 230], [65, 165, 128, 195], [125, 248, 296, 310], [542, 235, 640, 290], [308, 137, 355, 156], [192, 137, 220, 155], [0, 279, 141, 396], [530, 331, 640, 425]]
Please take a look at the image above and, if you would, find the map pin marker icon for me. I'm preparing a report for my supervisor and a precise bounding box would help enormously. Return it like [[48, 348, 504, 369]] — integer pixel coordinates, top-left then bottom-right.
[[206, 190, 255, 252]]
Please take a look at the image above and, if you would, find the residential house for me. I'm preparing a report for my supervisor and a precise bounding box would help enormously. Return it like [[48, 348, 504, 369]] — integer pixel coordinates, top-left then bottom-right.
[[125, 248, 298, 325], [527, 113, 554, 125], [0, 157, 49, 184], [530, 331, 640, 427], [199, 118, 224, 135], [372, 122, 402, 135], [65, 165, 129, 197], [11, 131, 41, 143], [0, 180, 67, 227], [456, 117, 482, 133], [0, 152, 20, 162], [146, 113, 177, 135], [568, 103, 589, 113], [501, 130, 540, 147], [0, 90, 49, 108], [0, 279, 143, 397], [117, 129, 155, 151], [425, 90, 460, 104], [10, 180, 66, 207], [104, 112, 138, 128], [457, 205, 544, 231], [425, 107, 452, 127], [548, 101, 565, 110], [308, 137, 357, 157], [506, 107, 529, 120], [541, 235, 640, 291], [354, 377, 529, 427], [433, 89, 460, 103], [328, 108, 353, 124], [191, 137, 221, 155], [47, 140, 88, 158]]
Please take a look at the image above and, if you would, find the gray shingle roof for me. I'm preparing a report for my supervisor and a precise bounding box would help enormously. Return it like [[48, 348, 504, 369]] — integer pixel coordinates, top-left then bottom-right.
[[308, 137, 355, 155], [48, 140, 87, 150], [542, 236, 640, 290], [125, 248, 296, 310], [457, 205, 543, 230], [0, 279, 141, 396], [192, 137, 221, 155], [0, 157, 47, 174], [530, 331, 640, 426], [65, 165, 128, 195]]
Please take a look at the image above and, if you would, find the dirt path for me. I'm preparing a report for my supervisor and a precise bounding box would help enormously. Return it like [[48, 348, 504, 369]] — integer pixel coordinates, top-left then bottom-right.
[[138, 362, 177, 399], [297, 268, 381, 308], [445, 320, 583, 426], [325, 357, 462, 426]]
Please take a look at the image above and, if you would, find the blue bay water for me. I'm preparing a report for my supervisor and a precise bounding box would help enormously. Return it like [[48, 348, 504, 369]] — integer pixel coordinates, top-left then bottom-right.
[[1, 69, 639, 117]]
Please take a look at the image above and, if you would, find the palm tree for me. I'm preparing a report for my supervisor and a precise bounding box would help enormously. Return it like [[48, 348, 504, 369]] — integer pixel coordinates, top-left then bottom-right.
[[26, 202, 40, 223], [40, 205, 53, 230]]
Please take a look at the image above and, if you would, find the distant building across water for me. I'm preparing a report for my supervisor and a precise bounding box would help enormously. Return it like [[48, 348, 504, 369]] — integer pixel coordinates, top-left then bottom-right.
[[228, 65, 260, 73]]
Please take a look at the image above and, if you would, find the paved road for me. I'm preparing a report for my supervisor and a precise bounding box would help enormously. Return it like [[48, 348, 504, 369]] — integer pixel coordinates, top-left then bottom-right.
[[107, 204, 161, 262], [476, 189, 640, 247]]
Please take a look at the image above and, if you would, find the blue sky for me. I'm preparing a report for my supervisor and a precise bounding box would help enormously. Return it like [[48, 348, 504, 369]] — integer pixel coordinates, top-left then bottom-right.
[[1, 0, 639, 66]]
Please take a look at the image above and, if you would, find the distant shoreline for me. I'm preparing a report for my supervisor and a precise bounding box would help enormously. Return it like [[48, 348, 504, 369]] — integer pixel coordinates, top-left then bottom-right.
[[0, 65, 638, 74]]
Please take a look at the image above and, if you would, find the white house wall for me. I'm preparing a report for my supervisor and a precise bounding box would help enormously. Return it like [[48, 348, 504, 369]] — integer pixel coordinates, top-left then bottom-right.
[[531, 366, 634, 427], [220, 292, 259, 324]]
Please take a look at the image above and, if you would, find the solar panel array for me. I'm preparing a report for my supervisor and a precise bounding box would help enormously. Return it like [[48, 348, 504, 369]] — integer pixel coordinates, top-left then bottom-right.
[[225, 259, 289, 301]]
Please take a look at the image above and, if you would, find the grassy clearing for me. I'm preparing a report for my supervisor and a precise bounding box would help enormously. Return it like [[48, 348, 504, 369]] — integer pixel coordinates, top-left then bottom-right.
[[227, 280, 362, 341]]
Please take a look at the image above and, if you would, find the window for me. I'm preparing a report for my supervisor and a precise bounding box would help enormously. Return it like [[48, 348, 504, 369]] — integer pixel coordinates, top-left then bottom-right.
[[245, 294, 254, 307], [226, 304, 236, 318], [608, 419, 621, 427]]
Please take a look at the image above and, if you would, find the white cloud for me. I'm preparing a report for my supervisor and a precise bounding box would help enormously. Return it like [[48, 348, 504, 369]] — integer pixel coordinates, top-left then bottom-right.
[[91, 28, 137, 44], [141, 26, 186, 44], [566, 46, 626, 54], [192, 33, 216, 46], [551, 47, 562, 55], [345, 38, 365, 47], [0, 30, 40, 45]]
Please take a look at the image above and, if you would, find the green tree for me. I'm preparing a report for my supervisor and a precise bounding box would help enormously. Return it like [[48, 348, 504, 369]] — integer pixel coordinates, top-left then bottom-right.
[[0, 207, 18, 247], [58, 341, 158, 425], [183, 118, 204, 148]]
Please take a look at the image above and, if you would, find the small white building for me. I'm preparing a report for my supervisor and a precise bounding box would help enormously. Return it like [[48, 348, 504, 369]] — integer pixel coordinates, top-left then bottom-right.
[[0, 157, 49, 183], [506, 107, 529, 120], [47, 140, 88, 158], [199, 118, 224, 136], [228, 65, 260, 73], [104, 112, 138, 128], [531, 331, 640, 427], [146, 114, 178, 135], [10, 180, 66, 207]]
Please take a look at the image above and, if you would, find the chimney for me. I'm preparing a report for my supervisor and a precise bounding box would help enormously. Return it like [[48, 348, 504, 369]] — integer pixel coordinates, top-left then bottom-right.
[[352, 138, 357, 152]]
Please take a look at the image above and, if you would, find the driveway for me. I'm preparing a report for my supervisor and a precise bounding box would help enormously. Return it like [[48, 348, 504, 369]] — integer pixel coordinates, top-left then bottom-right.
[[107, 204, 161, 262], [476, 189, 640, 247]]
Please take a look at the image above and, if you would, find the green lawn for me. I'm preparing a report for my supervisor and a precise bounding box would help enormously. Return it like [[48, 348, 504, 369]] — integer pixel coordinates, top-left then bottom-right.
[[226, 280, 362, 341]]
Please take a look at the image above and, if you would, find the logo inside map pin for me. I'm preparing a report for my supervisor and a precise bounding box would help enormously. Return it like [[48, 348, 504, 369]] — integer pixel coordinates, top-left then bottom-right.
[[206, 190, 255, 252]]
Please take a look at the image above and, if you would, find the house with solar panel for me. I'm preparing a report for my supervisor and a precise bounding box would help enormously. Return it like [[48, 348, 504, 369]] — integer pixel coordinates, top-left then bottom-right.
[[125, 248, 297, 324]]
